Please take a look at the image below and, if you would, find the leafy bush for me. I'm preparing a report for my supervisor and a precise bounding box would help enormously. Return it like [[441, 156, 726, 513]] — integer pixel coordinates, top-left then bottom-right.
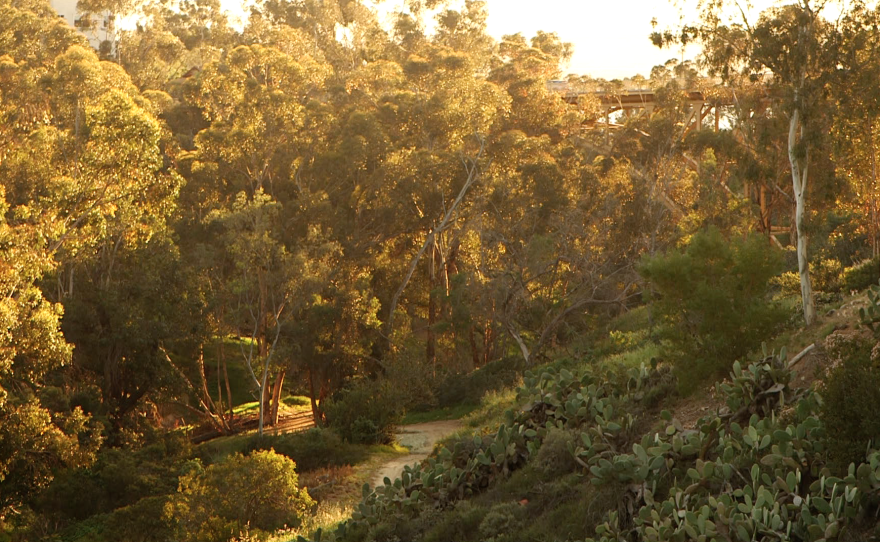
[[812, 257, 843, 293], [821, 335, 880, 470], [478, 502, 523, 541], [639, 228, 787, 392], [168, 450, 314, 542], [770, 270, 801, 300], [38, 431, 191, 520], [434, 356, 526, 409], [325, 379, 404, 445], [101, 496, 174, 542], [533, 428, 579, 478], [843, 257, 880, 293], [246, 428, 369, 472], [422, 501, 484, 542], [605, 329, 649, 355]]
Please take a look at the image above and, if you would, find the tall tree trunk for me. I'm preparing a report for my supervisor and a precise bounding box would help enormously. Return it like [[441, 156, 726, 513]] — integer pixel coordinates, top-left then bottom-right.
[[270, 370, 285, 426], [259, 371, 270, 435], [469, 326, 479, 371], [789, 106, 816, 325], [760, 184, 769, 234], [870, 119, 879, 260], [216, 342, 225, 421], [222, 348, 233, 421], [195, 346, 228, 432], [483, 308, 495, 366], [427, 244, 437, 369], [307, 367, 323, 427]]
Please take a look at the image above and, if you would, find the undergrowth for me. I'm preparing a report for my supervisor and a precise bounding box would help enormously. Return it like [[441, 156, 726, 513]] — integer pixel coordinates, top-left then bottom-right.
[[292, 339, 880, 542]]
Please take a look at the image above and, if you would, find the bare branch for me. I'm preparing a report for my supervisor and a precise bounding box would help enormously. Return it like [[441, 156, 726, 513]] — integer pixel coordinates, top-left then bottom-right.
[[385, 135, 486, 345]]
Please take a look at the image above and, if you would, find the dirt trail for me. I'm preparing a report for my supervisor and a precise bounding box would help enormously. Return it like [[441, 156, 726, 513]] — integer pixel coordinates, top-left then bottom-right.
[[370, 420, 463, 488]]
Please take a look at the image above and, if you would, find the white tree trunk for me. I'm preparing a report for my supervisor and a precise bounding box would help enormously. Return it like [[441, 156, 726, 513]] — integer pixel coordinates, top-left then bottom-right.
[[788, 107, 816, 326], [504, 322, 531, 365]]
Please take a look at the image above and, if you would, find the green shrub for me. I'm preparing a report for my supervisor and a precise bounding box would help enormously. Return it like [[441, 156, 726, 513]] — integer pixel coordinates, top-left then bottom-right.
[[770, 270, 801, 300], [434, 356, 526, 409], [533, 428, 579, 478], [422, 501, 484, 542], [101, 496, 174, 542], [478, 502, 523, 541], [639, 228, 787, 392], [325, 379, 404, 445], [246, 428, 368, 472], [53, 497, 176, 542], [38, 431, 190, 520], [821, 334, 880, 470], [54, 514, 107, 542], [812, 257, 843, 292], [168, 450, 314, 542], [843, 257, 880, 293]]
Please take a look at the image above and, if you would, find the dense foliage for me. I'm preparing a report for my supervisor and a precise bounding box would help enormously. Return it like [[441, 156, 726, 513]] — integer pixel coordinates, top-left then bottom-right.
[[299, 350, 880, 542], [639, 228, 787, 390], [169, 450, 314, 541], [4, 0, 880, 540]]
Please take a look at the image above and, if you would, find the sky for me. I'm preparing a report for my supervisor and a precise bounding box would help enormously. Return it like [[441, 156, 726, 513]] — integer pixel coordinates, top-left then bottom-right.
[[480, 0, 690, 80], [378, 0, 784, 79], [219, 0, 786, 79], [477, 0, 782, 79]]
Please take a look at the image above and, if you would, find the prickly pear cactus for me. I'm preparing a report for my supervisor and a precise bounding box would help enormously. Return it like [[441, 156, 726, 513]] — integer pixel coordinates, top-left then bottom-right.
[[297, 350, 880, 542], [859, 280, 880, 337]]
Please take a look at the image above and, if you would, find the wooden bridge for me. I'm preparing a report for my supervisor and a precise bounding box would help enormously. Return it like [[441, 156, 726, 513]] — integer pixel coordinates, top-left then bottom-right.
[[548, 80, 787, 245], [549, 80, 737, 137], [190, 409, 316, 444]]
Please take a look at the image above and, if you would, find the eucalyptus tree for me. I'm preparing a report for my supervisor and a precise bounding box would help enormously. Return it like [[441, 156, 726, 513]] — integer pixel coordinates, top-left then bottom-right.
[[175, 12, 392, 424], [0, 0, 193, 443], [832, 2, 880, 260], [0, 0, 147, 514], [656, 0, 843, 325], [206, 191, 291, 436], [0, 186, 104, 516]]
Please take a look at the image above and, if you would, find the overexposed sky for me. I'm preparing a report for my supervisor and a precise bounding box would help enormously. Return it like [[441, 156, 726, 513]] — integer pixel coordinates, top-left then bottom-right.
[[220, 0, 791, 79], [482, 0, 687, 79], [479, 0, 782, 79]]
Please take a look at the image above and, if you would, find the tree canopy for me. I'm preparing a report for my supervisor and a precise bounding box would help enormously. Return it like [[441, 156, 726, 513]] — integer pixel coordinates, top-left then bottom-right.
[[5, 0, 880, 539]]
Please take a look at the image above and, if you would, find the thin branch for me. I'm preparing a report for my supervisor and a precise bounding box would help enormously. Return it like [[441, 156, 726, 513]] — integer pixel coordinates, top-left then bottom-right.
[[385, 136, 486, 344]]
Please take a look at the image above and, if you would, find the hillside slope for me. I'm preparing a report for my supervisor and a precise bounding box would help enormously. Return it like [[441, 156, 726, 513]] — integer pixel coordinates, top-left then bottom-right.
[[290, 292, 880, 542]]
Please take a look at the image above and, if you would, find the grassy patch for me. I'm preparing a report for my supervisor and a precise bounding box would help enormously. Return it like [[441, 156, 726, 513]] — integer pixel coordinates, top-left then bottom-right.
[[266, 444, 410, 542], [464, 387, 519, 430], [230, 396, 310, 416], [232, 401, 260, 415], [603, 341, 661, 370], [283, 395, 310, 408]]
